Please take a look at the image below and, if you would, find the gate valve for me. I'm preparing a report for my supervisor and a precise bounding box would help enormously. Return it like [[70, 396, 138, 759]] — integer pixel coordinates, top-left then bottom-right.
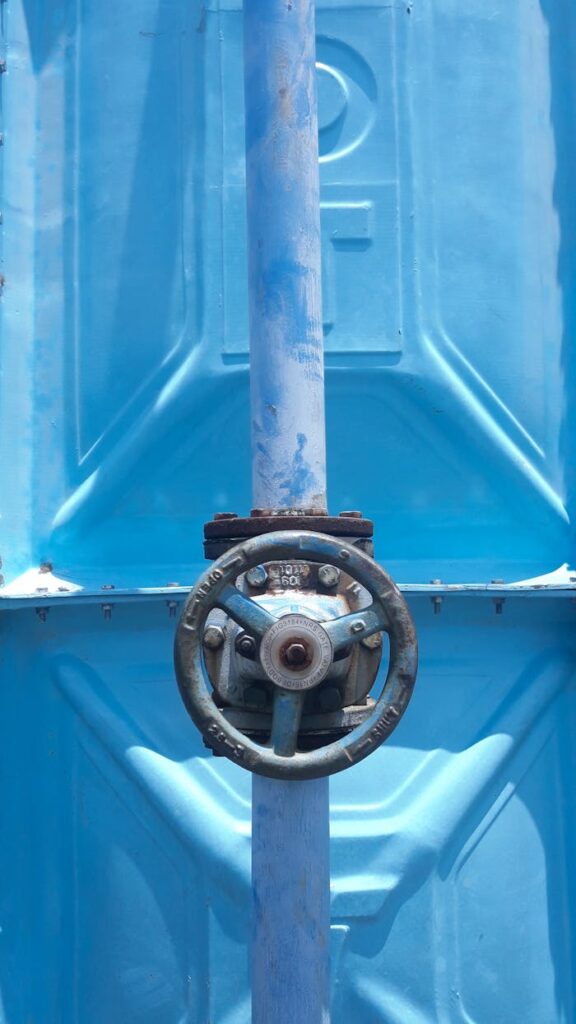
[[174, 531, 417, 780]]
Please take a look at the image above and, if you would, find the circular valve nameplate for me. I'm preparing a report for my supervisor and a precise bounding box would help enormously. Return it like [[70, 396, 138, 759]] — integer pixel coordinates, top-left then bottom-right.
[[259, 614, 333, 691]]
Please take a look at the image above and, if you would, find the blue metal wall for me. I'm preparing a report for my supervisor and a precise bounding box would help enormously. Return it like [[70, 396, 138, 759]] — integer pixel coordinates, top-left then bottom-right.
[[1, 0, 576, 1021]]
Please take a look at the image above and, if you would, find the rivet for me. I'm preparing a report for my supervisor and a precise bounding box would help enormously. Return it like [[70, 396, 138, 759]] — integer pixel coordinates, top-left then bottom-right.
[[430, 580, 443, 615]]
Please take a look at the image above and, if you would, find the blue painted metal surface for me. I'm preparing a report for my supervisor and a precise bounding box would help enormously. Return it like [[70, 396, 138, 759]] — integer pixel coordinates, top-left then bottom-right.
[[243, 6, 331, 1020], [1, 0, 576, 1022], [252, 776, 330, 1024]]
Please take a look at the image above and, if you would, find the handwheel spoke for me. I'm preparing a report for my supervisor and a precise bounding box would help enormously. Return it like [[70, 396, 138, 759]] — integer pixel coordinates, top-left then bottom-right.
[[216, 584, 277, 638], [270, 691, 305, 757], [323, 604, 385, 654]]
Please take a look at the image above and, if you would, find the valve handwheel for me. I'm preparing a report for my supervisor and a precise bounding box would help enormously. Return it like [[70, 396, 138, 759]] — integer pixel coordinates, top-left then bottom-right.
[[174, 531, 418, 779]]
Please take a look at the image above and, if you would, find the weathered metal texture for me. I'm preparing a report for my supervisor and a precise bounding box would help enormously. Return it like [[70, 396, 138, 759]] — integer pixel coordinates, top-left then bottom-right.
[[202, 554, 383, 735], [203, 511, 373, 558], [174, 531, 417, 776], [1, 0, 576, 1022], [244, 0, 327, 512], [172, 532, 414, 778]]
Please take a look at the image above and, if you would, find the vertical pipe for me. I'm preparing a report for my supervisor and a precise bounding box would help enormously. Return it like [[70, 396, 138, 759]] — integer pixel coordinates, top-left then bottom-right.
[[244, 2, 331, 1021], [244, 0, 327, 512], [252, 776, 330, 1024]]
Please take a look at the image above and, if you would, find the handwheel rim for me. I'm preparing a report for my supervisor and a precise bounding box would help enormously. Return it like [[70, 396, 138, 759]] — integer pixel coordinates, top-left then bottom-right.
[[174, 531, 418, 780]]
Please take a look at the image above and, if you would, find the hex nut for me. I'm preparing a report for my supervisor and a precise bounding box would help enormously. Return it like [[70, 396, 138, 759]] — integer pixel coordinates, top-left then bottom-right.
[[203, 625, 225, 650], [318, 564, 340, 588], [236, 634, 257, 659]]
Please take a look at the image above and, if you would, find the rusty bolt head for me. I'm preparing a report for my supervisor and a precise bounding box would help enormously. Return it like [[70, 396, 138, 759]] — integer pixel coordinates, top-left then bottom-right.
[[350, 619, 366, 634], [339, 510, 363, 519], [361, 632, 382, 650], [203, 625, 225, 650], [236, 634, 257, 659], [246, 565, 268, 588], [283, 642, 308, 667], [318, 564, 340, 588], [213, 512, 238, 521]]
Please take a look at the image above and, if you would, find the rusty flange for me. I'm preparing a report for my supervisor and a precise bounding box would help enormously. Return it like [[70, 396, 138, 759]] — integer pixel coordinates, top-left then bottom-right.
[[204, 511, 373, 559]]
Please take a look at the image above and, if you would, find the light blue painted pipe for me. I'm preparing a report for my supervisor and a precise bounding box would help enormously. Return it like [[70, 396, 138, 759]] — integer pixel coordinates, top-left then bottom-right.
[[244, 0, 327, 512], [252, 776, 330, 1024], [244, 1, 331, 1020]]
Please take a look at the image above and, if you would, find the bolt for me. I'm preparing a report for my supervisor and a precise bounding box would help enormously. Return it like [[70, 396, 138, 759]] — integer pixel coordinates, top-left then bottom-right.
[[246, 565, 268, 588], [101, 584, 115, 591], [36, 607, 48, 622], [317, 687, 342, 712], [491, 578, 505, 585], [318, 564, 340, 588], [284, 642, 308, 667], [362, 632, 382, 650], [236, 634, 257, 659], [204, 625, 225, 650], [350, 619, 365, 634], [166, 600, 178, 618], [493, 598, 505, 615], [213, 512, 238, 521], [101, 603, 112, 620], [339, 511, 363, 519], [430, 580, 443, 615], [166, 582, 180, 588], [245, 686, 268, 710]]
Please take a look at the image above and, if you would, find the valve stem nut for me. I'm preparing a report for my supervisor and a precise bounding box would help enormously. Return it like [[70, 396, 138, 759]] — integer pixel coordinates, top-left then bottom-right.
[[203, 625, 226, 651], [318, 564, 340, 589]]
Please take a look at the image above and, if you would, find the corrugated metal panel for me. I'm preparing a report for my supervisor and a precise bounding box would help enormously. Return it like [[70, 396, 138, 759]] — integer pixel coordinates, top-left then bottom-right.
[[1, 1, 575, 1021]]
